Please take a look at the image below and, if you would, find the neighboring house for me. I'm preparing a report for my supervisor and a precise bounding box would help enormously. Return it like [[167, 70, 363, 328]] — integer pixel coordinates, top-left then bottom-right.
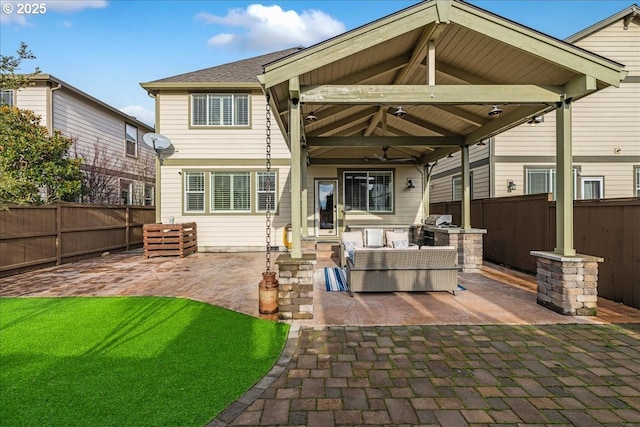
[[142, 0, 625, 254], [430, 5, 640, 202], [1, 74, 156, 205]]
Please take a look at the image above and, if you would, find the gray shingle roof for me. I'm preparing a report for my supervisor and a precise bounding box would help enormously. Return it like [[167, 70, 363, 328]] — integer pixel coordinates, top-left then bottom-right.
[[149, 47, 304, 84]]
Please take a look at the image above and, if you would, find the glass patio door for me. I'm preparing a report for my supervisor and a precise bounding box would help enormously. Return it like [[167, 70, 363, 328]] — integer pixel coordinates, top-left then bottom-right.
[[315, 179, 338, 237]]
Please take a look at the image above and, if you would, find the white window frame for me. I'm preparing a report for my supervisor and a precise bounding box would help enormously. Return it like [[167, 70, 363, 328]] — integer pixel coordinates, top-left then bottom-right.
[[125, 123, 138, 158], [184, 172, 205, 213], [191, 93, 249, 127], [210, 172, 251, 213], [256, 171, 277, 213], [144, 183, 154, 206], [120, 180, 132, 205], [581, 176, 604, 200], [525, 167, 577, 200], [0, 89, 14, 106], [343, 170, 393, 213], [452, 173, 473, 201], [635, 166, 640, 197]]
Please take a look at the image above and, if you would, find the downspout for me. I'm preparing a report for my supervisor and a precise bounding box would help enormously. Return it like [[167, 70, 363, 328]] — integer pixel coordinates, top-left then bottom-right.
[[48, 80, 62, 135], [146, 89, 161, 223]]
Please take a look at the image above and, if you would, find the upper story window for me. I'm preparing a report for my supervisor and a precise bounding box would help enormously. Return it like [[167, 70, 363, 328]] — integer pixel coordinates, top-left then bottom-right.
[[344, 170, 393, 213], [125, 123, 138, 157], [0, 90, 13, 106], [192, 94, 249, 127]]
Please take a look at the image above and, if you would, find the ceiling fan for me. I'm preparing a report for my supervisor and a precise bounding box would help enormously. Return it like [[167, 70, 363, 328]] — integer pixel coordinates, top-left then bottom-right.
[[373, 146, 416, 162]]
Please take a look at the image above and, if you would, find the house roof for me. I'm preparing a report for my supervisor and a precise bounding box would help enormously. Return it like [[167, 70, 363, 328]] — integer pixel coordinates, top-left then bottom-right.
[[258, 0, 628, 165], [141, 47, 304, 91], [31, 74, 154, 131]]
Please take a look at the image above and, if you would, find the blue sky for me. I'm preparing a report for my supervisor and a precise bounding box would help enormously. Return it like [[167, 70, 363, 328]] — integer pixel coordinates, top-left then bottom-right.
[[1, 0, 633, 126]]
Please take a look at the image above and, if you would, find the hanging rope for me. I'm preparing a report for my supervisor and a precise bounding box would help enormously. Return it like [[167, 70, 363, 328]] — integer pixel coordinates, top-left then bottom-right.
[[265, 94, 272, 273]]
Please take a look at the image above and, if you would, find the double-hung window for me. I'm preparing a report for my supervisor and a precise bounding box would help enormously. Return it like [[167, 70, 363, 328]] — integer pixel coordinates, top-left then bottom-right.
[[192, 94, 249, 126], [343, 171, 393, 212], [185, 172, 205, 213], [125, 124, 138, 157], [211, 172, 251, 212], [256, 171, 277, 212]]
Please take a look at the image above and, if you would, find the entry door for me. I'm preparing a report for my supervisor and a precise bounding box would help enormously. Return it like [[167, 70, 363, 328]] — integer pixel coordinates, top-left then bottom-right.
[[316, 179, 338, 237]]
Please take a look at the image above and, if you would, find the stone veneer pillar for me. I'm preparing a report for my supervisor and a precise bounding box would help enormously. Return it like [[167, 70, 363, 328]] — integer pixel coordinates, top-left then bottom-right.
[[530, 251, 603, 316], [275, 253, 317, 320], [432, 228, 486, 273]]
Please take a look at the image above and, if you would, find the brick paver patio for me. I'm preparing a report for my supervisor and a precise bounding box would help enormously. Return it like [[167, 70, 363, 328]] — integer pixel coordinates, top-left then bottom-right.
[[213, 323, 640, 426]]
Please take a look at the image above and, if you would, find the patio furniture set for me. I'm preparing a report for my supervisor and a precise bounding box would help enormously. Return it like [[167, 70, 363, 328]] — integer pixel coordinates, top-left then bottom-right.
[[341, 228, 459, 295]]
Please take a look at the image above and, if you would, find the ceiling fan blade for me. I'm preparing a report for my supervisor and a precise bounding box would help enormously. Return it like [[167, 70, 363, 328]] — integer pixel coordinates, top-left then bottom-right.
[[373, 154, 387, 161]]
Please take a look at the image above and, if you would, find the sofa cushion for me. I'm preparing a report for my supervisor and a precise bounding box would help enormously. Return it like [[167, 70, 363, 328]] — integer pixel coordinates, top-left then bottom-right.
[[391, 240, 409, 248], [386, 231, 409, 247]]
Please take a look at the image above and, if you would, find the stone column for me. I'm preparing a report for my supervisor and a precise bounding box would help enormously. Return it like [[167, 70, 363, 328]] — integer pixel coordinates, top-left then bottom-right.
[[530, 251, 603, 316], [275, 253, 317, 320], [432, 228, 486, 273]]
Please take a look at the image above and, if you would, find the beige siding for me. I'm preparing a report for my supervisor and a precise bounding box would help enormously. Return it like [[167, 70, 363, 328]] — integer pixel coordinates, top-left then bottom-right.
[[159, 165, 292, 250], [156, 91, 290, 159], [15, 85, 48, 125], [573, 18, 640, 75]]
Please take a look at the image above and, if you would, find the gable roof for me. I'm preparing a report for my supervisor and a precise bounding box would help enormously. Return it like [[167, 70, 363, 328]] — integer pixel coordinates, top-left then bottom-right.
[[258, 0, 628, 164], [141, 48, 303, 91]]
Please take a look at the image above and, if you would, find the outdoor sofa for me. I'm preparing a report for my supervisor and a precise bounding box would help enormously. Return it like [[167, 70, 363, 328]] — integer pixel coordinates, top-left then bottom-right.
[[345, 246, 459, 295]]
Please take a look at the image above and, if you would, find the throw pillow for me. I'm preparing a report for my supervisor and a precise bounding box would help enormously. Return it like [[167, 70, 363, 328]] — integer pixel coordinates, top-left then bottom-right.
[[344, 241, 358, 259], [392, 240, 409, 249]]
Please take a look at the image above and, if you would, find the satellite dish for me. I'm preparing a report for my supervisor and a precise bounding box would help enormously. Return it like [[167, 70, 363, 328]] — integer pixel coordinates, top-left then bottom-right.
[[143, 133, 172, 151]]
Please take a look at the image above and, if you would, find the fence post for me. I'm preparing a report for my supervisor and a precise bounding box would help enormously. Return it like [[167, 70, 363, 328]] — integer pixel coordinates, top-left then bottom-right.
[[56, 203, 62, 265]]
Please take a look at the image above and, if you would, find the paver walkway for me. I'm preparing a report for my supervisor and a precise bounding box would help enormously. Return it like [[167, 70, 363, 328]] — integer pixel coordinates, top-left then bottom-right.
[[213, 323, 640, 426]]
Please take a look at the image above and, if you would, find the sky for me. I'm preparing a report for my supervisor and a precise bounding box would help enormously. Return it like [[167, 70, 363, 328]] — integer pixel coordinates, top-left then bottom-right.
[[0, 0, 634, 127]]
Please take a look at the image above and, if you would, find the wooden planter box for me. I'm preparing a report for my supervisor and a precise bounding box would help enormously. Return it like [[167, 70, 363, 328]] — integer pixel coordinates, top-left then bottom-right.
[[143, 222, 197, 258]]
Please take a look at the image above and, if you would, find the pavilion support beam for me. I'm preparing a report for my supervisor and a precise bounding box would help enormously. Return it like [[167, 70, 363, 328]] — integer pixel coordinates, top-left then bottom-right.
[[300, 85, 563, 104], [564, 75, 597, 100], [427, 40, 436, 85], [289, 77, 302, 258], [306, 135, 464, 147], [555, 99, 576, 256], [461, 145, 471, 229], [301, 144, 308, 238]]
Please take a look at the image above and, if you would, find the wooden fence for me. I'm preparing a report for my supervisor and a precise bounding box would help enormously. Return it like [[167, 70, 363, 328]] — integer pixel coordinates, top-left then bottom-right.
[[431, 195, 640, 309], [0, 204, 155, 278]]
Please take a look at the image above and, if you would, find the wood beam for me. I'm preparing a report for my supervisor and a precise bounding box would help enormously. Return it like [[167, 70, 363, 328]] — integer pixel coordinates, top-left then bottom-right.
[[464, 105, 555, 144], [306, 136, 464, 147], [309, 106, 379, 137], [564, 75, 597, 100], [289, 77, 302, 258], [437, 62, 496, 85], [437, 105, 485, 126], [300, 85, 563, 104], [554, 99, 576, 256]]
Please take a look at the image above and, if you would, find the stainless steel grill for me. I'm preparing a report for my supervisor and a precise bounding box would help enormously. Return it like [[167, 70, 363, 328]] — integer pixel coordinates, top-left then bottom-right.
[[423, 214, 454, 246]]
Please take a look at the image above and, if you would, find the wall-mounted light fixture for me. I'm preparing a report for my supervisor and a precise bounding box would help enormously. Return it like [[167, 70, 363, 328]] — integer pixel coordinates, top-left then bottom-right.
[[407, 178, 415, 189], [477, 140, 487, 146], [507, 179, 516, 192]]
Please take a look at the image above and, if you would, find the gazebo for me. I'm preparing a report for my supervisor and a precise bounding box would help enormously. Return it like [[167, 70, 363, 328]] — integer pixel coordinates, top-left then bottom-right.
[[258, 0, 627, 318]]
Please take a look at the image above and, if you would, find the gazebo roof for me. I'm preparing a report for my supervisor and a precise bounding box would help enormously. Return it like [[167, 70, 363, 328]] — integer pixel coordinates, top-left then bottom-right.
[[258, 0, 627, 165]]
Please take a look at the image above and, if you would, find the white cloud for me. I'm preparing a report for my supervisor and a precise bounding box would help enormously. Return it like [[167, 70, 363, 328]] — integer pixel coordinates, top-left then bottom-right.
[[119, 105, 155, 128], [196, 4, 346, 51], [45, 1, 108, 12]]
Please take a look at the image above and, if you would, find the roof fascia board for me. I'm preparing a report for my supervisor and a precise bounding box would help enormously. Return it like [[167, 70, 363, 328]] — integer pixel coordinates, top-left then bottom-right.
[[450, 2, 626, 87], [140, 82, 260, 90], [260, 3, 439, 88], [31, 74, 153, 131], [566, 5, 639, 43], [300, 84, 563, 104]]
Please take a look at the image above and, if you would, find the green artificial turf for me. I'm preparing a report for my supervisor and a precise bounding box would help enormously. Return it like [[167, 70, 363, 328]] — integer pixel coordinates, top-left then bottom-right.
[[0, 297, 289, 427]]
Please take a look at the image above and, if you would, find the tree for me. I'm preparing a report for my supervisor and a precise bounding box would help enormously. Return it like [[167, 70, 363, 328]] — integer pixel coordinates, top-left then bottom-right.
[[0, 42, 40, 90], [0, 106, 83, 206]]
